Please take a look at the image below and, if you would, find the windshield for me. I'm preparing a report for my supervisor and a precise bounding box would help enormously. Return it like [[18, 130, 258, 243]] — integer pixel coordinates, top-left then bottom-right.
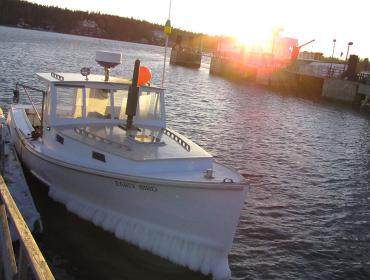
[[55, 86, 128, 120], [137, 89, 161, 120], [54, 85, 162, 123]]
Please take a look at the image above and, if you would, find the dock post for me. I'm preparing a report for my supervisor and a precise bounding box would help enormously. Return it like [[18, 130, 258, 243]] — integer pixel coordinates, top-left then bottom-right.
[[17, 245, 29, 280]]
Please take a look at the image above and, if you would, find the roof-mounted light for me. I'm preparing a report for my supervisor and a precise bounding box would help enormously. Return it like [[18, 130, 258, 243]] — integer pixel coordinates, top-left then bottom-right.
[[80, 67, 91, 80]]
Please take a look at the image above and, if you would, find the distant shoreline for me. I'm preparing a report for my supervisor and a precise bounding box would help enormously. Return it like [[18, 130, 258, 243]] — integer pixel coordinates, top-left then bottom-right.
[[0, 24, 168, 48], [0, 0, 216, 52]]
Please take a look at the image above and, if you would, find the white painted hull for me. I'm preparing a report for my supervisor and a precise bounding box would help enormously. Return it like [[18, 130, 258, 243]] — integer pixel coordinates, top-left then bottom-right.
[[11, 131, 246, 280]]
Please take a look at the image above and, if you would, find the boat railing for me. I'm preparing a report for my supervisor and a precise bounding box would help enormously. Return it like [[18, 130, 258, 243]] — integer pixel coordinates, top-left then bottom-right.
[[14, 83, 47, 137], [0, 175, 55, 280], [74, 127, 131, 151], [162, 128, 191, 151], [14, 83, 46, 123]]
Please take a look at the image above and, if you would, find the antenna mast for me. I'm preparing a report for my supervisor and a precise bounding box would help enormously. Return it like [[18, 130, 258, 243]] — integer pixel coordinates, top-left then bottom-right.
[[161, 0, 172, 87]]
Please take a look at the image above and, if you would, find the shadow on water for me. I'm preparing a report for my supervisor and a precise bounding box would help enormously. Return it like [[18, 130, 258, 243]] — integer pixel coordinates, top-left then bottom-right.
[[23, 167, 210, 280]]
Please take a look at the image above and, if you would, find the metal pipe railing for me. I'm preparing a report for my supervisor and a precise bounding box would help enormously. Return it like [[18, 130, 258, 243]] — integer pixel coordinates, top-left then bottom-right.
[[15, 83, 46, 122]]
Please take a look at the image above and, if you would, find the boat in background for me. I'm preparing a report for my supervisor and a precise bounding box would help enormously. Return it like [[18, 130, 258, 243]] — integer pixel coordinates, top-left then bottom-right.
[[7, 51, 247, 280]]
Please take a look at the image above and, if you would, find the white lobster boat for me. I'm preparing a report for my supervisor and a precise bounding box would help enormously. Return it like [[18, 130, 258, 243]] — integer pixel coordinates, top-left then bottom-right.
[[7, 52, 247, 280]]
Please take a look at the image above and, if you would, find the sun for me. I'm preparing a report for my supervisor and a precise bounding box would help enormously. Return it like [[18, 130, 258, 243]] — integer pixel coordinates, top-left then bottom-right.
[[232, 25, 281, 54], [207, 1, 285, 53], [225, 12, 279, 53]]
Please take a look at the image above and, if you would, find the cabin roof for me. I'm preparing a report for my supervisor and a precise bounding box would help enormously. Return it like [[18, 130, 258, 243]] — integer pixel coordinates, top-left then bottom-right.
[[36, 72, 132, 85]]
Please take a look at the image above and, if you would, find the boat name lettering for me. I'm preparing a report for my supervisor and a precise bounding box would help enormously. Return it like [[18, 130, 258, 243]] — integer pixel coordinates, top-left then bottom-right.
[[138, 184, 158, 192], [114, 181, 135, 189], [114, 181, 158, 192]]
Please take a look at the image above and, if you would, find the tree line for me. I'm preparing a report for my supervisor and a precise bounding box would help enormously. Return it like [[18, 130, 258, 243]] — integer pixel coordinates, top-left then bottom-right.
[[0, 0, 219, 50]]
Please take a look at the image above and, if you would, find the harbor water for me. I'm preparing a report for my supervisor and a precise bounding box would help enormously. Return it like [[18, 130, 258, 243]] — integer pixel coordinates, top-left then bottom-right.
[[1, 26, 370, 279]]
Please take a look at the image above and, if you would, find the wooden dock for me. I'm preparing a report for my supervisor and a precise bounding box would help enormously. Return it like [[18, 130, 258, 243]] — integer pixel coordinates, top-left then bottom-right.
[[0, 109, 41, 239], [0, 175, 54, 280], [0, 107, 54, 279]]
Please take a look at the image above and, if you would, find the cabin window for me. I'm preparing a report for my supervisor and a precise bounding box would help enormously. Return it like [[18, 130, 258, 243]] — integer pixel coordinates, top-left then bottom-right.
[[55, 86, 114, 120], [55, 86, 84, 119], [137, 90, 161, 120], [85, 88, 112, 119], [112, 89, 128, 119], [53, 84, 162, 124]]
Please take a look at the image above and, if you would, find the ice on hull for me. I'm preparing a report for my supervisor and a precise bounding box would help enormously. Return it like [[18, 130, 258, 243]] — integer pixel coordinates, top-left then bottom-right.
[[18, 143, 246, 280]]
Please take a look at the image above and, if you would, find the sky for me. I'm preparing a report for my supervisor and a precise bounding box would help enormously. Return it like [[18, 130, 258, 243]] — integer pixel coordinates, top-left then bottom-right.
[[28, 0, 370, 58]]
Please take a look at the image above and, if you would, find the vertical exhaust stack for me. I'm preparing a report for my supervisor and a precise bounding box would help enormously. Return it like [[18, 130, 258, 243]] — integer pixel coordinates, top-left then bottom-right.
[[126, 59, 140, 129], [95, 51, 122, 81]]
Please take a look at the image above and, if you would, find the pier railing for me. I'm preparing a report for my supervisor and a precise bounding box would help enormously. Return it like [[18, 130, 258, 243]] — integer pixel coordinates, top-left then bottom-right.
[[358, 71, 370, 84], [0, 175, 54, 280], [286, 62, 345, 79]]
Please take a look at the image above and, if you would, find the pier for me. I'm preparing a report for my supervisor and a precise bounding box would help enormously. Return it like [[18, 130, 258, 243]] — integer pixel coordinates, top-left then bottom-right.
[[266, 55, 370, 107], [170, 46, 201, 68], [207, 46, 370, 109], [210, 56, 258, 80], [322, 77, 370, 107], [170, 35, 202, 68]]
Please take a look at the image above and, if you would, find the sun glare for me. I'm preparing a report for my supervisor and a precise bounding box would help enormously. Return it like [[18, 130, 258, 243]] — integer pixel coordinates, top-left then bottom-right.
[[235, 31, 270, 52], [232, 25, 279, 54], [218, 2, 281, 54]]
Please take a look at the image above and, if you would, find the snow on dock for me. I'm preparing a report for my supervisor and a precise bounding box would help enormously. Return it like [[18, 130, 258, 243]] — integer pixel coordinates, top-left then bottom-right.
[[0, 108, 42, 240]]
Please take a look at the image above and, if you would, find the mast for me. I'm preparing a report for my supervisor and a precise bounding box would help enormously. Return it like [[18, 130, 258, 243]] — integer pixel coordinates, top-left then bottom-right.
[[161, 0, 172, 88], [126, 59, 140, 129]]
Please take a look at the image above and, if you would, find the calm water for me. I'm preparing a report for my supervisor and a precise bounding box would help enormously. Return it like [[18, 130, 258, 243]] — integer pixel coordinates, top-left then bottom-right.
[[1, 26, 370, 280]]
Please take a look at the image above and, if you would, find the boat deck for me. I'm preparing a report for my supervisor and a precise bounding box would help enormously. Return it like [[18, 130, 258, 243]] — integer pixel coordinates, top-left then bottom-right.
[[57, 124, 212, 161], [11, 105, 244, 184]]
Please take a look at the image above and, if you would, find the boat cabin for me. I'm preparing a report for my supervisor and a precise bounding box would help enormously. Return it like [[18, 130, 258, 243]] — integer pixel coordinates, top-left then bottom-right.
[[10, 52, 215, 175], [37, 72, 166, 129]]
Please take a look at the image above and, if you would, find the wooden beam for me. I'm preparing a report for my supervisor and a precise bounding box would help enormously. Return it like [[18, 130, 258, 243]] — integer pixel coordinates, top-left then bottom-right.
[[0, 203, 17, 280], [0, 176, 54, 280], [0, 123, 5, 175]]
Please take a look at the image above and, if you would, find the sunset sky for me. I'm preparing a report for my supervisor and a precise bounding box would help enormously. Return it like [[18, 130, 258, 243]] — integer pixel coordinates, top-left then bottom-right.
[[28, 0, 369, 58]]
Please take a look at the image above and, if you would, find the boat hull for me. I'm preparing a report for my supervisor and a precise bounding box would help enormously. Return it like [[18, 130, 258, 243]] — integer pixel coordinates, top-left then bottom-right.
[[12, 134, 246, 280]]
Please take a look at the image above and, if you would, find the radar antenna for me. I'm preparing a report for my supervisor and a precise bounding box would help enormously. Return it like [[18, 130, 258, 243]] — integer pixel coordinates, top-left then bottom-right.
[[95, 51, 122, 81]]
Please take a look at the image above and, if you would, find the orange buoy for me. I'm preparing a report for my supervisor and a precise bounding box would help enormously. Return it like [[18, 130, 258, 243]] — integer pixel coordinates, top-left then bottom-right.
[[138, 66, 152, 86]]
